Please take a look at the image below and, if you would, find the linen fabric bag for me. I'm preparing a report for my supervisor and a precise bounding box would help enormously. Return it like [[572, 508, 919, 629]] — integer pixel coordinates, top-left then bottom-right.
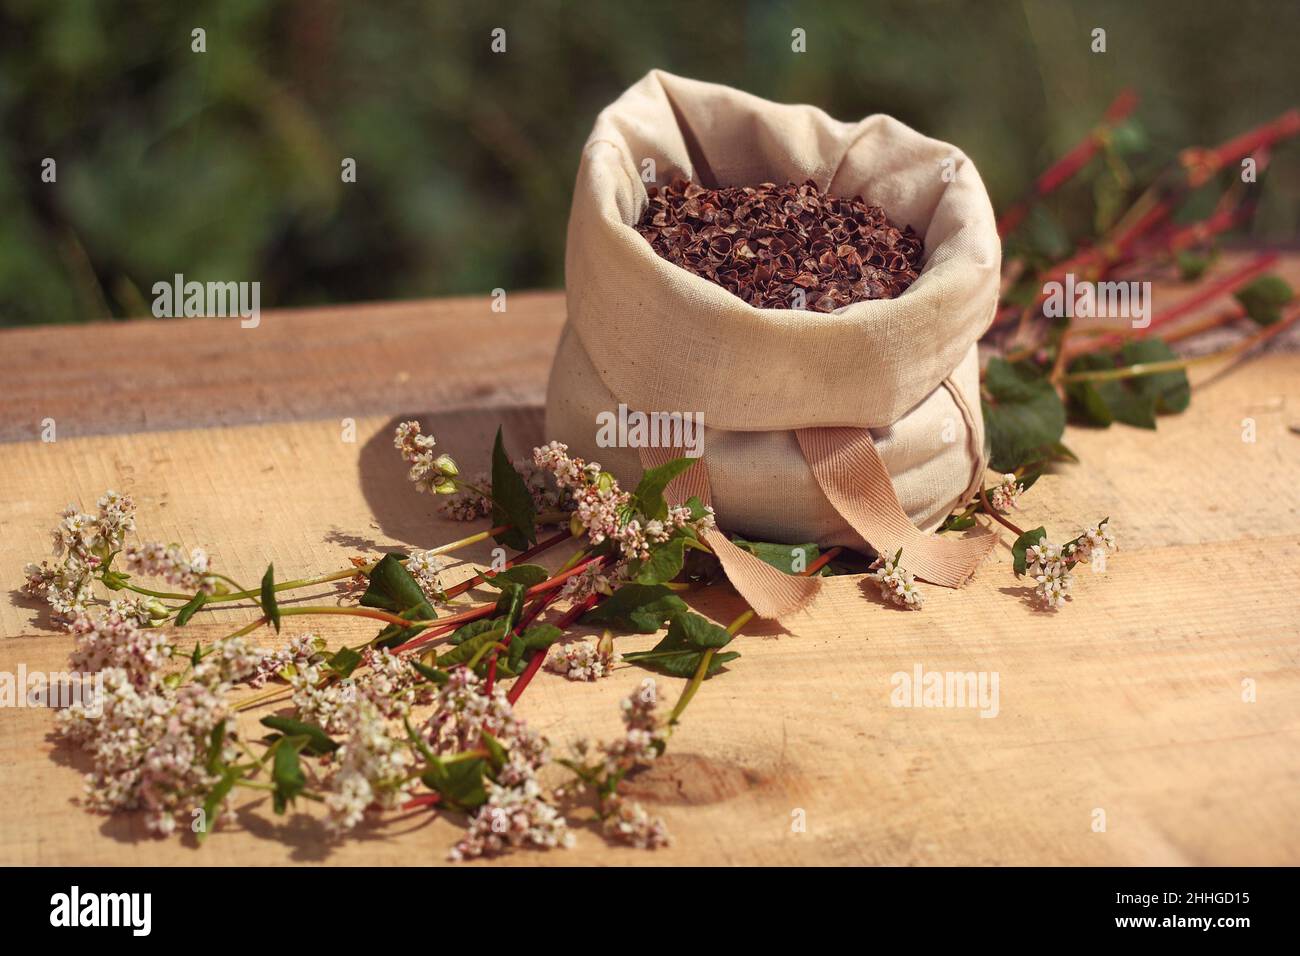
[[547, 70, 999, 616]]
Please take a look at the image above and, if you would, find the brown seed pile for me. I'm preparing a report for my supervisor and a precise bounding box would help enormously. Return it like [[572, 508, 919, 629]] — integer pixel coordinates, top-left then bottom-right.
[[635, 178, 923, 311]]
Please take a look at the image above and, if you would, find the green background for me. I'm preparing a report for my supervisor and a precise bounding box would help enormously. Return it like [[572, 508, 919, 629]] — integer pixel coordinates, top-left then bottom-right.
[[2, 0, 1296, 326]]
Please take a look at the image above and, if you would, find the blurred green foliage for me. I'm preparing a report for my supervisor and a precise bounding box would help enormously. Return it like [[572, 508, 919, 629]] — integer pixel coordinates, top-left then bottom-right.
[[1, 0, 1297, 326]]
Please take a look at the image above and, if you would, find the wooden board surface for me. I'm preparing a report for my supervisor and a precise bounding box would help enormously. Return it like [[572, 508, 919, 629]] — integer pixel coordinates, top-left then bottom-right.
[[2, 273, 1299, 866]]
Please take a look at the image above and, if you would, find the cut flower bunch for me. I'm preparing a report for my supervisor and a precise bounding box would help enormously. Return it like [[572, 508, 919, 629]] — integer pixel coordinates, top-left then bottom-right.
[[24, 425, 849, 856]]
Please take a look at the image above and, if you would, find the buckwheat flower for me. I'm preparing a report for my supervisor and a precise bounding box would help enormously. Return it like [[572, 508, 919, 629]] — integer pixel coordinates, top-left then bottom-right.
[[546, 639, 617, 682], [125, 542, 218, 594], [195, 634, 271, 686], [1075, 519, 1117, 572], [600, 681, 665, 776], [449, 777, 574, 861], [51, 506, 98, 559], [601, 795, 671, 849], [405, 550, 447, 600], [558, 563, 614, 603], [393, 420, 437, 461], [356, 646, 434, 719], [439, 469, 494, 521], [321, 699, 417, 834], [868, 550, 925, 610], [67, 608, 174, 689], [394, 421, 460, 494], [1026, 540, 1075, 610], [106, 596, 167, 626], [251, 632, 323, 687], [988, 473, 1023, 513], [94, 490, 137, 551], [23, 557, 96, 625], [62, 667, 238, 837]]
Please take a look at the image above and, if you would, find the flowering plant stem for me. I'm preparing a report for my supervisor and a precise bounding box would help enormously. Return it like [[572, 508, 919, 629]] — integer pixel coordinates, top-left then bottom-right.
[[1059, 302, 1300, 385], [667, 546, 842, 726]]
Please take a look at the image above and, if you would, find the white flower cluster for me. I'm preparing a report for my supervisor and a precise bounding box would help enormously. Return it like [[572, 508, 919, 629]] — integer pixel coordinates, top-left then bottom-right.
[[124, 542, 217, 594], [601, 795, 672, 850], [435, 457, 569, 522], [22, 491, 137, 625], [56, 611, 267, 837], [868, 550, 925, 610], [432, 670, 571, 860], [290, 646, 431, 734], [67, 608, 174, 689], [1026, 519, 1116, 610], [558, 562, 614, 603], [596, 682, 671, 849], [545, 638, 617, 682], [405, 550, 446, 600], [394, 420, 459, 495], [987, 473, 1024, 513], [321, 700, 417, 834], [250, 632, 324, 687], [532, 441, 715, 566]]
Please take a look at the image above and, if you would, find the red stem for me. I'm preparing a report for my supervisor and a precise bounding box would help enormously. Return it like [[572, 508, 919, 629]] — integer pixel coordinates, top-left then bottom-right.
[[998, 90, 1138, 236], [484, 586, 564, 694], [1067, 252, 1279, 358], [443, 529, 573, 600], [506, 593, 602, 705], [391, 555, 604, 655], [1180, 109, 1300, 187]]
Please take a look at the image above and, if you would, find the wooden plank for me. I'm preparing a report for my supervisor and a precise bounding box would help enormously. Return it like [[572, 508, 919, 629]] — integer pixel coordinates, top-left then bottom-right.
[[0, 292, 566, 442], [2, 340, 1298, 864]]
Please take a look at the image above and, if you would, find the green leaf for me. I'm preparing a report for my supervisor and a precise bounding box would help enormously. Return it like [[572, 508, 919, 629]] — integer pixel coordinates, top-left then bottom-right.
[[982, 358, 1067, 472], [197, 768, 238, 843], [260, 715, 339, 756], [491, 426, 537, 550], [437, 625, 505, 667], [632, 456, 698, 521], [101, 569, 130, 591], [449, 618, 501, 646], [480, 731, 507, 770], [1015, 205, 1071, 263], [622, 610, 737, 678], [1011, 527, 1047, 576], [492, 582, 526, 635], [1234, 275, 1293, 326], [1108, 116, 1147, 154], [940, 513, 977, 532], [1120, 339, 1190, 415], [667, 611, 733, 649], [260, 564, 281, 633], [1066, 352, 1155, 429], [729, 537, 819, 574], [422, 756, 488, 810], [1175, 250, 1216, 281], [585, 584, 687, 634], [325, 645, 363, 679], [271, 737, 308, 814], [362, 554, 436, 647], [411, 660, 450, 685], [519, 624, 563, 651], [483, 564, 549, 589], [361, 554, 433, 615], [205, 720, 228, 776], [631, 536, 688, 584], [174, 591, 207, 627], [623, 645, 739, 679]]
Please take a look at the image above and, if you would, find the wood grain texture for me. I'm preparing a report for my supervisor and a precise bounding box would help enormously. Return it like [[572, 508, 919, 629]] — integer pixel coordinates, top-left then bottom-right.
[[1, 276, 1298, 866]]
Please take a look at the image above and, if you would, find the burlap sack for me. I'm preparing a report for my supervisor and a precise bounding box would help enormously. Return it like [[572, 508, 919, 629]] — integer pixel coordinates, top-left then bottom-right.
[[546, 70, 1000, 615]]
